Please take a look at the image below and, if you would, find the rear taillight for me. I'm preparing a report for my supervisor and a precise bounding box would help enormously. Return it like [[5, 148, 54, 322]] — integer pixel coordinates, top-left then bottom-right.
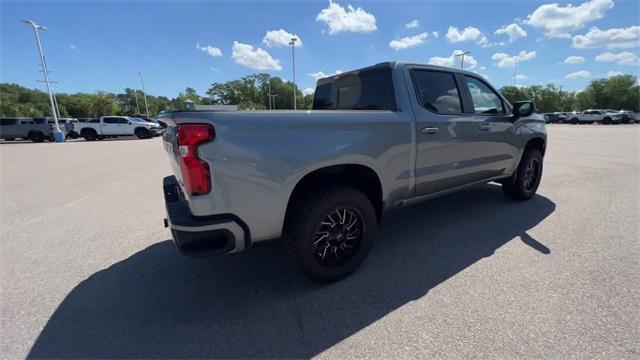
[[177, 124, 215, 196]]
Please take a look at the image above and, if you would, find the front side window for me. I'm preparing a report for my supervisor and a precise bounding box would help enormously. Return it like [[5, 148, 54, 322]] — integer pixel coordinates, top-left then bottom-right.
[[411, 70, 462, 114], [464, 76, 505, 114]]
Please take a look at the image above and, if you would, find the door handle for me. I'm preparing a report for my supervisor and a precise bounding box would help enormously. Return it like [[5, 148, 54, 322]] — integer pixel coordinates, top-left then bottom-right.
[[478, 123, 491, 131], [421, 127, 439, 135]]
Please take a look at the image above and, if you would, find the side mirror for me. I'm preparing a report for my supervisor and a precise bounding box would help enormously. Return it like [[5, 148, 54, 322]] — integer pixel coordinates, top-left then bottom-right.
[[513, 101, 535, 118]]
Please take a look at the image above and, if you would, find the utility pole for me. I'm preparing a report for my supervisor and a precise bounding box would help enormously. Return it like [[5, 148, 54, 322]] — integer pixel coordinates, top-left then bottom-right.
[[513, 60, 517, 86], [23, 19, 63, 141], [289, 37, 298, 110], [138, 72, 149, 115], [271, 94, 278, 110], [268, 79, 272, 110], [134, 91, 140, 114], [455, 51, 471, 70]]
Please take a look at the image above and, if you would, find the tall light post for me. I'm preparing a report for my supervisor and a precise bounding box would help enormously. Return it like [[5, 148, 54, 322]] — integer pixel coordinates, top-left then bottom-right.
[[267, 78, 272, 110], [513, 59, 518, 86], [22, 19, 63, 141], [138, 72, 149, 115], [455, 51, 471, 70], [289, 37, 298, 110], [134, 91, 140, 114]]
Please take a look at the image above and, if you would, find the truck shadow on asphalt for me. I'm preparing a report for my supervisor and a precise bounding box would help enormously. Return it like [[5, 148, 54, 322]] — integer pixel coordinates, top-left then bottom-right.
[[28, 184, 555, 359]]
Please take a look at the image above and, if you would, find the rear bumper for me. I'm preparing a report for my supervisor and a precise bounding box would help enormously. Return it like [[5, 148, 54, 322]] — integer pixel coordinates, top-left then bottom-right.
[[163, 175, 248, 256]]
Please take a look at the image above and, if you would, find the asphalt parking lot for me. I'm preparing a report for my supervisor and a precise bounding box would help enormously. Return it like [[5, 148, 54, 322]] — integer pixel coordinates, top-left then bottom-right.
[[1, 125, 639, 359]]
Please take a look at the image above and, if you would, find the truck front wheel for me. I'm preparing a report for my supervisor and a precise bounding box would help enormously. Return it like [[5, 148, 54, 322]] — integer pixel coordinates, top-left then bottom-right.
[[503, 148, 543, 201], [284, 185, 378, 282], [135, 128, 152, 139]]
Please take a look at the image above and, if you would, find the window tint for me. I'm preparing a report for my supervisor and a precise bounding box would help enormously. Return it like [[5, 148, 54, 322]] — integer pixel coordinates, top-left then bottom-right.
[[103, 117, 127, 124], [312, 69, 396, 110], [464, 76, 505, 114], [89, 118, 100, 123], [0, 118, 17, 126], [411, 70, 462, 114], [20, 120, 35, 125], [33, 118, 45, 124]]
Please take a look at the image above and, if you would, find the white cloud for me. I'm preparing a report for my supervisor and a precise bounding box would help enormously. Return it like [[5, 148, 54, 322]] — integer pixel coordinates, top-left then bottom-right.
[[316, 0, 377, 34], [432, 31, 439, 38], [565, 70, 592, 79], [572, 26, 640, 49], [515, 74, 528, 80], [307, 70, 342, 81], [389, 32, 428, 50], [446, 26, 493, 47], [606, 70, 623, 77], [262, 29, 302, 47], [428, 50, 478, 70], [495, 23, 527, 44], [595, 51, 640, 66], [563, 56, 586, 64], [231, 41, 281, 71], [491, 50, 537, 68], [302, 87, 315, 95], [196, 43, 223, 57], [479, 66, 487, 70], [478, 73, 490, 79], [405, 19, 420, 29], [210, 67, 221, 72], [446, 26, 482, 42], [69, 44, 77, 50], [525, 0, 614, 38]]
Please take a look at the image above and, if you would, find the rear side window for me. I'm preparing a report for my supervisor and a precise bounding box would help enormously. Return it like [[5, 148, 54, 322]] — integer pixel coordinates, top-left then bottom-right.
[[103, 117, 127, 124], [312, 69, 396, 110], [464, 76, 505, 114], [0, 118, 17, 126], [411, 70, 462, 114]]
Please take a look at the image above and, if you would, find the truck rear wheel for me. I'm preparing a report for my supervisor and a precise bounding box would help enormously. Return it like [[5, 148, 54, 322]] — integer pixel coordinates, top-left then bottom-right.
[[82, 129, 97, 141], [503, 148, 543, 201], [284, 185, 377, 282]]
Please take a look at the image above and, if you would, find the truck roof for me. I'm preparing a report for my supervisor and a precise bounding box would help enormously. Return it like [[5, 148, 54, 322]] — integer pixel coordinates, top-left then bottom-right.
[[315, 61, 486, 85]]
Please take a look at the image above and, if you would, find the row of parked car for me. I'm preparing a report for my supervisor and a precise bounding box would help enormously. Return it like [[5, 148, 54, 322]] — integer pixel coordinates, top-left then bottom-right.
[[543, 109, 639, 124], [0, 115, 164, 142]]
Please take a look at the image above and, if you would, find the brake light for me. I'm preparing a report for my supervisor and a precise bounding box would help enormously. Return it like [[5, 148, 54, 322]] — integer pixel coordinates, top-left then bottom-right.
[[177, 124, 215, 196]]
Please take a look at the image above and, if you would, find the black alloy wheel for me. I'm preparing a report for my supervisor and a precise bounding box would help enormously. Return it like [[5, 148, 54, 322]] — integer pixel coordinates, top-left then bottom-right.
[[312, 206, 364, 268]]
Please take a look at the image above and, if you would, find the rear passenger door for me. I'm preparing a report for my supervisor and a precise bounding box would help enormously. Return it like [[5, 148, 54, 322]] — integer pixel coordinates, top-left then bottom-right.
[[409, 68, 492, 195], [459, 75, 519, 178]]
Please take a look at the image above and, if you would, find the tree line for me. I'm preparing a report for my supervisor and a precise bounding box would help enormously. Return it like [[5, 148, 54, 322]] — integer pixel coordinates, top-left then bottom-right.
[[1, 73, 637, 118]]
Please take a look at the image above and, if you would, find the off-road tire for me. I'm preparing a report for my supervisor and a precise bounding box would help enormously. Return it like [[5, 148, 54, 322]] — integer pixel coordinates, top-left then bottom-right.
[[284, 185, 378, 282], [503, 148, 543, 201]]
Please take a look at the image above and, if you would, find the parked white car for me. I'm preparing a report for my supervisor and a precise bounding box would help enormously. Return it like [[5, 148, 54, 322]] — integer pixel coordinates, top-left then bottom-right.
[[568, 110, 623, 124], [74, 116, 162, 141]]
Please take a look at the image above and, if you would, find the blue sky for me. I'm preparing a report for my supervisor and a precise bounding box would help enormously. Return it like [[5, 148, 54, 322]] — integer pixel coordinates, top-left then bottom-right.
[[1, 0, 639, 98]]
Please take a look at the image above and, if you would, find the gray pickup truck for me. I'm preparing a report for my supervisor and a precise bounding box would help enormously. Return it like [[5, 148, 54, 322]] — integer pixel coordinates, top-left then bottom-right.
[[159, 61, 546, 282]]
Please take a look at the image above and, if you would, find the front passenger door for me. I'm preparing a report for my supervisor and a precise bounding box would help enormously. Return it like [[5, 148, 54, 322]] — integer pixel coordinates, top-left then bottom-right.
[[460, 75, 520, 178]]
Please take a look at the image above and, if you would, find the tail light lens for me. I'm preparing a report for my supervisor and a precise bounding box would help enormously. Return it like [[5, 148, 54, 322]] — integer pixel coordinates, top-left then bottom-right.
[[177, 124, 215, 196]]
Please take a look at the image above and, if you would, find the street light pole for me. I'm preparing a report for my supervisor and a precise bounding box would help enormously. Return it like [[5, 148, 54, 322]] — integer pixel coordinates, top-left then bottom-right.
[[268, 79, 272, 110], [134, 91, 140, 114], [455, 51, 471, 70], [289, 37, 298, 110], [138, 72, 150, 115], [22, 19, 62, 139]]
